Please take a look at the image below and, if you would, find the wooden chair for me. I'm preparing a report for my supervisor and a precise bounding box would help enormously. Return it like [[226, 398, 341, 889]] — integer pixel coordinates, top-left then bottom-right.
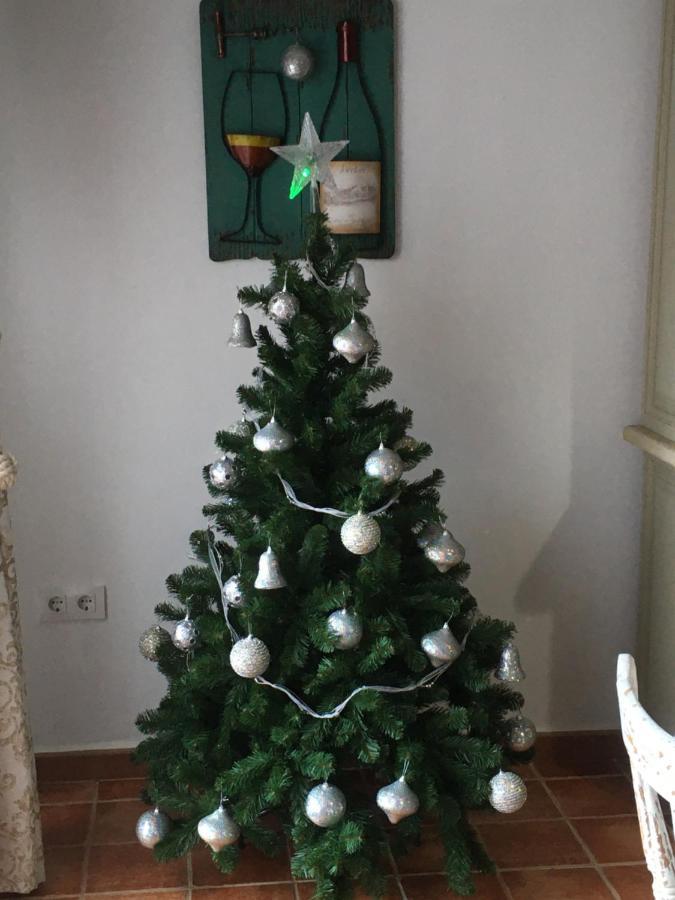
[[617, 654, 675, 898]]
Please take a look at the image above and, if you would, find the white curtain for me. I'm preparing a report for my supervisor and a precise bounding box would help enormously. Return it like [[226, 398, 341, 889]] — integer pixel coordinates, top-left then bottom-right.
[[0, 450, 44, 893]]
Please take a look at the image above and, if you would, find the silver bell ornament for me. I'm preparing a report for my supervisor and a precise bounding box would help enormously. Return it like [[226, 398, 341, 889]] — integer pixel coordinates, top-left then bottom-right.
[[421, 623, 462, 668], [281, 41, 315, 82], [504, 714, 537, 753], [489, 770, 528, 814], [364, 442, 404, 485], [197, 801, 240, 851], [496, 641, 526, 683], [327, 608, 363, 650], [376, 776, 420, 824], [209, 454, 235, 489], [228, 309, 256, 348], [173, 613, 198, 651], [333, 317, 375, 364], [305, 782, 346, 828], [138, 624, 171, 661], [393, 435, 419, 470], [253, 416, 295, 453], [416, 522, 444, 550], [136, 807, 171, 848], [345, 260, 370, 298], [340, 511, 381, 555], [229, 634, 271, 678], [223, 574, 246, 608], [269, 272, 300, 324], [424, 529, 465, 573], [254, 545, 287, 590]]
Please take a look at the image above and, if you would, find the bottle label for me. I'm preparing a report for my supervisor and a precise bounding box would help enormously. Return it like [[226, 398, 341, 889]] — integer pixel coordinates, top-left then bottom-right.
[[338, 20, 358, 63]]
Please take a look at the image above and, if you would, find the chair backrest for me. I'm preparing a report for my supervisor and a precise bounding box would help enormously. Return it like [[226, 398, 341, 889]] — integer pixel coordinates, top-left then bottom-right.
[[617, 654, 675, 899]]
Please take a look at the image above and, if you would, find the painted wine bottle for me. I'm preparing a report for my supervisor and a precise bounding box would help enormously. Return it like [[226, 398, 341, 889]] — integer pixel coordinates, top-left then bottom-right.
[[320, 20, 382, 237]]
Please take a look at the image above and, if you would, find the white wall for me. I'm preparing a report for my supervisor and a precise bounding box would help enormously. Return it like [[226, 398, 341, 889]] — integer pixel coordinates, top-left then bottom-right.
[[0, 0, 661, 750]]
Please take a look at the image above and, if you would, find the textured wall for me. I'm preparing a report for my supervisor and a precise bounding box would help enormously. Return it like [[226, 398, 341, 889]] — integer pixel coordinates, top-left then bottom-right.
[[0, 0, 660, 749]]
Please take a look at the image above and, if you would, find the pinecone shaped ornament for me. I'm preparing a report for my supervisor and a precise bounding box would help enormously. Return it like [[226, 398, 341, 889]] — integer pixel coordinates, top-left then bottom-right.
[[345, 260, 370, 298], [136, 807, 171, 848], [421, 623, 462, 668], [253, 416, 295, 453], [504, 713, 537, 753], [496, 640, 526, 683], [254, 545, 287, 589], [209, 455, 235, 488], [172, 614, 198, 651], [197, 802, 240, 851], [223, 574, 246, 608], [364, 442, 404, 485], [305, 782, 347, 828], [229, 635, 270, 678], [138, 624, 171, 661], [424, 528, 465, 572], [228, 309, 256, 348], [489, 771, 528, 814], [333, 316, 375, 364], [340, 511, 381, 555], [376, 775, 420, 824]]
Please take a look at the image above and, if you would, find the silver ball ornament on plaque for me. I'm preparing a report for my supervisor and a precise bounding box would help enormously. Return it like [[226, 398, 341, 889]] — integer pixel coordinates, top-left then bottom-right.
[[280, 42, 315, 81], [223, 574, 246, 608], [345, 260, 371, 298], [332, 317, 375, 364], [488, 771, 528, 814], [197, 802, 240, 851], [173, 614, 198, 651], [364, 442, 404, 485], [254, 545, 287, 590], [504, 714, 536, 753], [495, 641, 526, 683], [421, 623, 462, 668], [136, 807, 171, 848], [228, 309, 257, 348], [138, 624, 171, 661], [424, 529, 465, 573], [416, 522, 444, 550], [393, 435, 418, 470], [253, 416, 295, 453], [376, 776, 420, 824], [340, 511, 381, 555], [327, 608, 363, 650], [209, 455, 235, 489], [305, 782, 347, 828], [229, 635, 271, 678]]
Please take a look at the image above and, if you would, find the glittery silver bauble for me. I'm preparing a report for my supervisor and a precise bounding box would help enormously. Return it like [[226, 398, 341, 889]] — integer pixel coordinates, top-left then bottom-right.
[[504, 714, 537, 753], [421, 623, 462, 668], [424, 529, 465, 573], [327, 608, 363, 650], [253, 416, 295, 453], [230, 414, 249, 436], [269, 289, 300, 324], [416, 522, 444, 550], [197, 802, 240, 851], [393, 436, 418, 470], [228, 309, 256, 348], [135, 807, 171, 848], [138, 625, 171, 661], [209, 455, 235, 488], [224, 574, 246, 608], [173, 614, 198, 651], [376, 776, 420, 824], [364, 442, 404, 485], [305, 782, 346, 828], [340, 512, 381, 555], [254, 545, 287, 589], [281, 42, 315, 81], [489, 771, 528, 814], [345, 261, 370, 298], [229, 635, 271, 678], [496, 641, 526, 683], [333, 317, 375, 364]]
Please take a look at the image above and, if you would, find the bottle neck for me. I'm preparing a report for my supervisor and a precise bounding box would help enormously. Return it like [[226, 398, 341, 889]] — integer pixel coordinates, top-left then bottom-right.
[[338, 20, 358, 64]]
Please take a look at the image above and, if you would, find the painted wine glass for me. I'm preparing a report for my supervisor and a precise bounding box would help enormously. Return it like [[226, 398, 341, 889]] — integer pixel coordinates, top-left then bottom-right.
[[220, 70, 286, 245]]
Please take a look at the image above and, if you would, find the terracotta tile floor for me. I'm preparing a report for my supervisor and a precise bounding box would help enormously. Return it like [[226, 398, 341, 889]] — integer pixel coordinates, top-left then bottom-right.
[[10, 734, 655, 899]]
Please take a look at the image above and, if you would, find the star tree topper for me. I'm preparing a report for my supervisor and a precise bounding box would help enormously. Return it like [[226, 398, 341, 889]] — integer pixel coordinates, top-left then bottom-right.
[[271, 112, 348, 200]]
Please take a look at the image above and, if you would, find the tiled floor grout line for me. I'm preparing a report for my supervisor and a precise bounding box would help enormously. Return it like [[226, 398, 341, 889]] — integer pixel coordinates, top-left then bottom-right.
[[77, 780, 99, 900], [186, 842, 193, 899], [384, 841, 407, 900]]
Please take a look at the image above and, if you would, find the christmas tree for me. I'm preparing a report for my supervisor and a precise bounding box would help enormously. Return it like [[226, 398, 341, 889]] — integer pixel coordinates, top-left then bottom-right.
[[134, 208, 534, 897]]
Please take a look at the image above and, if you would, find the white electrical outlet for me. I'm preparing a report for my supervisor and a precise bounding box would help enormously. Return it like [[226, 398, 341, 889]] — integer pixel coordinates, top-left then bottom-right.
[[39, 585, 107, 623], [40, 593, 68, 623]]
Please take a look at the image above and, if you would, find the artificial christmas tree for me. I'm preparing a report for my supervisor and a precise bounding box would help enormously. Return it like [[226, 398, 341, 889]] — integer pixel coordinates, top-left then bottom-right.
[[134, 211, 533, 898]]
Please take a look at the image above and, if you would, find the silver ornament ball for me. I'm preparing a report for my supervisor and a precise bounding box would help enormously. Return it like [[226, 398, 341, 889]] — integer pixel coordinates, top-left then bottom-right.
[[505, 714, 537, 753], [333, 317, 375, 364], [229, 414, 250, 436], [364, 442, 404, 485], [209, 455, 235, 489], [327, 608, 363, 650], [254, 545, 287, 590], [136, 807, 171, 848], [229, 635, 270, 678], [340, 512, 381, 555], [345, 261, 370, 298], [305, 782, 346, 828], [253, 416, 295, 453], [376, 776, 420, 824], [281, 42, 315, 81], [393, 435, 419, 470], [421, 623, 462, 668], [489, 771, 528, 814], [173, 615, 198, 651], [228, 309, 256, 348], [424, 529, 465, 573], [197, 802, 240, 851], [224, 574, 247, 608], [269, 289, 300, 324], [416, 521, 444, 549], [496, 641, 526, 683], [138, 624, 171, 661]]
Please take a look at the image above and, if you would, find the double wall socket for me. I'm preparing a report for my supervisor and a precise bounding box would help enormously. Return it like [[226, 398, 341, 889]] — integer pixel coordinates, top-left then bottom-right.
[[40, 585, 107, 623]]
